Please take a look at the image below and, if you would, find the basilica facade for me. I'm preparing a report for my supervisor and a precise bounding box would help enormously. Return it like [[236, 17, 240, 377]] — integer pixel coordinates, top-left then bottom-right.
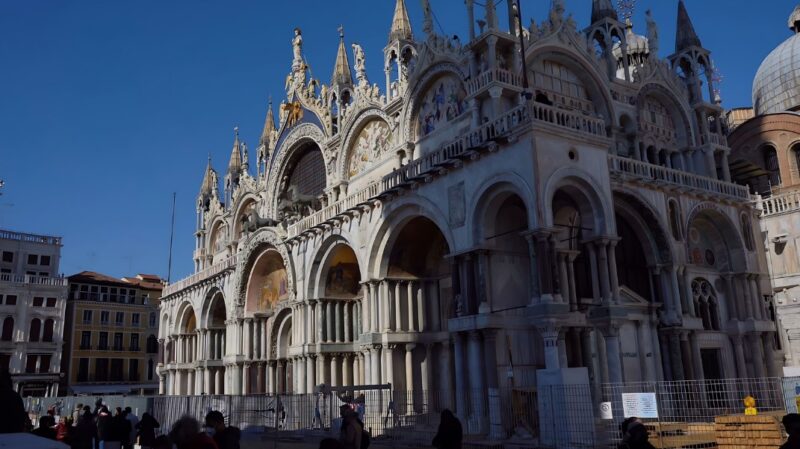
[[158, 0, 780, 408]]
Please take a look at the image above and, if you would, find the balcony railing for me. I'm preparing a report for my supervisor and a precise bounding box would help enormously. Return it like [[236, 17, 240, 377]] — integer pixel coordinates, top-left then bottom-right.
[[0, 230, 61, 245], [609, 155, 750, 201], [0, 273, 67, 287], [162, 254, 238, 297], [759, 190, 800, 217], [287, 180, 383, 237], [528, 102, 606, 137], [466, 68, 523, 96]]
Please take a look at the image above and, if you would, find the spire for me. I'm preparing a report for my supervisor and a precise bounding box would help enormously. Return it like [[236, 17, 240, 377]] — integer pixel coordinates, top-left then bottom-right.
[[591, 0, 618, 23], [227, 126, 242, 173], [675, 0, 702, 51], [388, 0, 413, 43], [331, 27, 353, 86], [260, 98, 276, 147], [241, 142, 249, 172], [199, 155, 216, 196]]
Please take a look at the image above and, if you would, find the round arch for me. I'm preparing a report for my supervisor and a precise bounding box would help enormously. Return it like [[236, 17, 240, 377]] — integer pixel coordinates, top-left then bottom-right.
[[174, 301, 197, 335], [685, 204, 747, 272], [400, 61, 469, 142], [542, 167, 614, 236], [525, 45, 615, 133], [636, 82, 696, 147], [200, 287, 227, 329], [231, 194, 260, 242], [243, 247, 290, 316], [270, 307, 293, 360], [366, 195, 455, 279], [469, 174, 537, 245], [338, 108, 395, 179], [307, 235, 365, 300], [612, 190, 673, 265], [267, 122, 328, 218], [234, 228, 296, 306]]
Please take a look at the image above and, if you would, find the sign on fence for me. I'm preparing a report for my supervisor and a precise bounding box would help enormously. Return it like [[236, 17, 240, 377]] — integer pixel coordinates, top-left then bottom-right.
[[599, 402, 613, 420], [621, 392, 658, 418]]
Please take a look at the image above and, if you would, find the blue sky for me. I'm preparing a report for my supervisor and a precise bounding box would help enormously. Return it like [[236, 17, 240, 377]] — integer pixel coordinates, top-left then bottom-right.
[[0, 0, 796, 281]]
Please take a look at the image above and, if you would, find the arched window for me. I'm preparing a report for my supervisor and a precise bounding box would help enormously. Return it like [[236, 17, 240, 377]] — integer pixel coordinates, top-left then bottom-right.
[[741, 213, 755, 251], [763, 145, 781, 188], [1, 317, 13, 341], [147, 359, 154, 381], [793, 143, 800, 182], [42, 319, 54, 342], [668, 200, 683, 241], [692, 279, 720, 331], [29, 318, 41, 342]]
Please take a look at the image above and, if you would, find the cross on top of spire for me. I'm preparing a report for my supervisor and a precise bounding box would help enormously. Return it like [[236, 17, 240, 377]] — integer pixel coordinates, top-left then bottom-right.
[[338, 25, 344, 39]]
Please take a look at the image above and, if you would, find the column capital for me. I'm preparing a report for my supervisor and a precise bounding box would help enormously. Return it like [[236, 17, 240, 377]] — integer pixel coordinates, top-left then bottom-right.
[[405, 343, 417, 352]]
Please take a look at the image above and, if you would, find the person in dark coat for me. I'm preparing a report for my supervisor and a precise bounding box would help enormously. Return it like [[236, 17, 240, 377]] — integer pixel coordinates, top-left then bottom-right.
[[32, 415, 57, 440], [136, 412, 160, 449], [204, 410, 240, 449], [618, 421, 656, 449], [96, 406, 118, 448], [112, 407, 132, 448], [72, 411, 97, 449], [782, 413, 800, 449], [169, 416, 218, 449], [0, 370, 28, 433], [432, 409, 462, 449]]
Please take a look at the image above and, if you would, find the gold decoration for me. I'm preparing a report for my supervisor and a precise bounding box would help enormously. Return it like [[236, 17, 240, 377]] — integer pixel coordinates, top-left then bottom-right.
[[281, 101, 304, 128]]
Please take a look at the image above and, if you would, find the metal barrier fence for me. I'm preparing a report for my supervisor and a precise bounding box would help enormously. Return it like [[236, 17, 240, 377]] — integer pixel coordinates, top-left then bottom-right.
[[25, 377, 800, 447]]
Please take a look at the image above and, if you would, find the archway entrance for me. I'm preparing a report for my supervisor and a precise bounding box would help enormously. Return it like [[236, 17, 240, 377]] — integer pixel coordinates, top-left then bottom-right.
[[204, 292, 226, 394]]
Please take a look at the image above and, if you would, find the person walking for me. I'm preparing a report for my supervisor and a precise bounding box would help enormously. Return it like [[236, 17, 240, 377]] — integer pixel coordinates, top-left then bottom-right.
[[96, 406, 120, 449], [56, 416, 71, 444], [124, 407, 139, 449], [0, 370, 28, 433], [432, 409, 462, 449], [113, 408, 131, 449], [204, 410, 240, 449], [168, 416, 218, 449], [782, 413, 800, 449], [32, 415, 57, 440], [339, 407, 363, 449], [136, 412, 160, 449], [72, 404, 84, 428], [72, 411, 97, 449]]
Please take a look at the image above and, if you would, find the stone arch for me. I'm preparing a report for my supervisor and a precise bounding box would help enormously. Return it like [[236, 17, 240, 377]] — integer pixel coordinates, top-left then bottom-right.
[[307, 235, 365, 300], [243, 247, 290, 316], [469, 174, 537, 245], [526, 45, 615, 133], [401, 62, 469, 142], [174, 301, 197, 335], [613, 190, 673, 265], [207, 217, 228, 259], [338, 109, 394, 180], [686, 204, 747, 272], [234, 228, 295, 307], [231, 194, 260, 242], [542, 167, 613, 236], [636, 83, 696, 148], [367, 195, 455, 279], [267, 122, 328, 218], [200, 287, 227, 328]]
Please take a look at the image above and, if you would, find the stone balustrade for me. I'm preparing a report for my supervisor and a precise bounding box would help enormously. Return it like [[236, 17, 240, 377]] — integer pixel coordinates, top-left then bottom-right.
[[0, 273, 67, 287], [759, 190, 800, 217], [466, 68, 524, 95], [609, 155, 750, 201], [162, 254, 238, 297]]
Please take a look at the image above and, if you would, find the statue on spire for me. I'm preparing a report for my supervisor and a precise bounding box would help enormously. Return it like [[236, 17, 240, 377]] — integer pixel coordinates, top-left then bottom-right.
[[352, 43, 368, 86], [645, 9, 659, 57], [292, 28, 304, 71], [421, 0, 434, 36]]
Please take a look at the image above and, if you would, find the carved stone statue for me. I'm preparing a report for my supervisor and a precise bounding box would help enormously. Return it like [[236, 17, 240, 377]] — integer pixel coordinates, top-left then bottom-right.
[[646, 9, 659, 57], [352, 43, 367, 85], [292, 28, 304, 70], [421, 0, 434, 35]]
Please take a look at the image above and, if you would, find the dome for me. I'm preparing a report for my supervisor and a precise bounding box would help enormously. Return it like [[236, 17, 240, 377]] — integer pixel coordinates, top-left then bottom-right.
[[752, 7, 800, 116]]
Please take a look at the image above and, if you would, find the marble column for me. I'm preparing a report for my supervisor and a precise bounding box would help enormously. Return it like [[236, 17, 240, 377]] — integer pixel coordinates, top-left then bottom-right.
[[363, 350, 371, 386], [750, 335, 766, 378], [330, 355, 339, 387], [385, 345, 395, 386], [370, 282, 379, 332], [557, 252, 570, 304], [335, 302, 343, 343], [371, 346, 381, 385], [690, 332, 704, 380], [741, 275, 754, 319], [608, 240, 620, 303], [422, 344, 433, 395], [749, 275, 763, 320], [394, 281, 402, 331], [539, 327, 561, 369], [586, 243, 601, 301], [382, 281, 391, 331], [242, 363, 250, 395], [405, 344, 416, 411], [344, 302, 351, 342], [670, 265, 684, 318], [308, 302, 316, 344], [343, 355, 352, 387], [317, 354, 326, 386], [596, 240, 611, 304], [268, 362, 276, 394], [453, 334, 467, 419], [603, 326, 623, 384], [408, 281, 417, 331]]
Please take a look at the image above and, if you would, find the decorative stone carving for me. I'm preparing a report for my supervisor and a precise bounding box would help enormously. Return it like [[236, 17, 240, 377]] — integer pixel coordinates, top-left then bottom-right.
[[346, 120, 391, 179]]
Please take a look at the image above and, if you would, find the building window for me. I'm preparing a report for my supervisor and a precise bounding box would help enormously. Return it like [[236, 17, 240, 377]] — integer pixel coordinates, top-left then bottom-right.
[[33, 297, 43, 307], [24, 354, 50, 374], [4, 295, 15, 306], [1, 252, 12, 263], [115, 312, 124, 326], [80, 331, 91, 349], [113, 333, 123, 351], [95, 358, 109, 381], [39, 255, 50, 266], [29, 319, 41, 342], [132, 313, 140, 327], [764, 145, 781, 188], [98, 332, 108, 350], [27, 254, 38, 265], [77, 358, 89, 382], [129, 359, 139, 381], [110, 359, 123, 381], [146, 335, 158, 354], [40, 354, 51, 373], [149, 312, 156, 328], [100, 311, 109, 325], [0, 354, 10, 372], [42, 319, 54, 342], [82, 310, 93, 324], [147, 359, 154, 381], [1, 317, 13, 341], [130, 333, 140, 351], [692, 278, 720, 331], [46, 298, 56, 307], [25, 355, 37, 373]]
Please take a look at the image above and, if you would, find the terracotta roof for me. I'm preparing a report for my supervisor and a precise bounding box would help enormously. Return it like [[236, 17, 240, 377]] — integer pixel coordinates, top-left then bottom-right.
[[68, 271, 131, 288]]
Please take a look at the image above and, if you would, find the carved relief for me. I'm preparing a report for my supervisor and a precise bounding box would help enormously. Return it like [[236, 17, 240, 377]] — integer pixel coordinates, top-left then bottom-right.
[[347, 120, 391, 179]]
